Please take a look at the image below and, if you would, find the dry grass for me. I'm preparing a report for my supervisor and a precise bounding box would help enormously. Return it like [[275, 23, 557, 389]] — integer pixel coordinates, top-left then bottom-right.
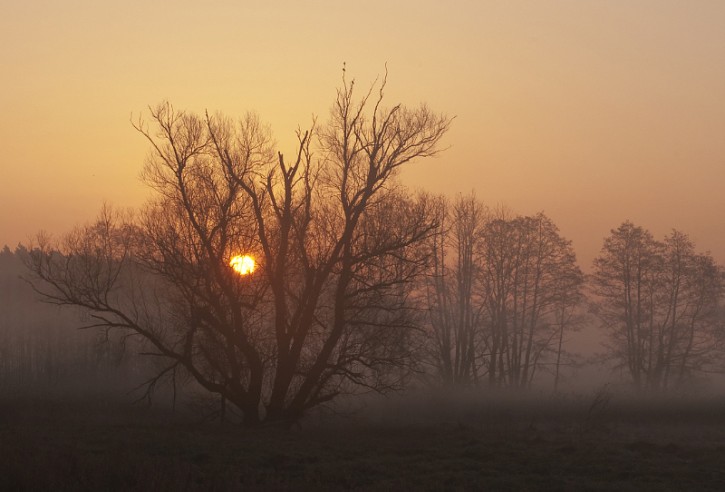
[[2, 389, 725, 491]]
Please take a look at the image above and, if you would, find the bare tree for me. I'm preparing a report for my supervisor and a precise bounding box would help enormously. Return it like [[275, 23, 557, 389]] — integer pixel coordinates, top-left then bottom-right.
[[480, 213, 583, 388], [591, 222, 661, 388], [551, 261, 586, 392], [424, 194, 488, 384], [591, 222, 723, 390], [423, 203, 583, 389], [26, 70, 452, 425]]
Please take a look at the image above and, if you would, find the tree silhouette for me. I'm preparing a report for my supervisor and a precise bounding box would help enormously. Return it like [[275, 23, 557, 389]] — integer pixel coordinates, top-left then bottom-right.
[[424, 194, 487, 384], [480, 212, 583, 388], [424, 199, 584, 388], [592, 222, 723, 390], [26, 71, 452, 425]]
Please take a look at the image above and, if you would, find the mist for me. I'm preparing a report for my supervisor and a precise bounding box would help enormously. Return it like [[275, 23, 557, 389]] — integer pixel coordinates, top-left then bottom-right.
[[4, 231, 725, 489]]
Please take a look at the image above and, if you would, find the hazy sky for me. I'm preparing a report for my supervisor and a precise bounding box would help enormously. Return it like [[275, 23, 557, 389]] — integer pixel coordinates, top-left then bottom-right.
[[2, 0, 724, 268]]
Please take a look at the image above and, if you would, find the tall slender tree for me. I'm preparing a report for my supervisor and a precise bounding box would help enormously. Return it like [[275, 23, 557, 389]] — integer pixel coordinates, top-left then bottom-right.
[[425, 194, 487, 384]]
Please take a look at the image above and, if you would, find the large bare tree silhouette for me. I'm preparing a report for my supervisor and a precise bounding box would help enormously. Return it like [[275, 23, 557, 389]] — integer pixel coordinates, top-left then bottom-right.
[[27, 70, 452, 425]]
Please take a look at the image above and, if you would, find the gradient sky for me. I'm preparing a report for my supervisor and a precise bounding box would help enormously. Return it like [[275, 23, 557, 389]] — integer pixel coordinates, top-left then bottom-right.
[[2, 0, 724, 269]]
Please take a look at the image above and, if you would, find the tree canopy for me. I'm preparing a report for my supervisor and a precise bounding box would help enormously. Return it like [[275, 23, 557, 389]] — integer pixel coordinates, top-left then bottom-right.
[[27, 72, 452, 425]]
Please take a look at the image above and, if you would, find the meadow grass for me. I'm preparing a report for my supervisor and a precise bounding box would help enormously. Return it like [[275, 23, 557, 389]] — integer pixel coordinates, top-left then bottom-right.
[[2, 389, 725, 490]]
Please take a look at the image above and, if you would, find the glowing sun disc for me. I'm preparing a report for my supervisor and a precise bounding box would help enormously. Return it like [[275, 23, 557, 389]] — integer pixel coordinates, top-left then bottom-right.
[[230, 255, 256, 275]]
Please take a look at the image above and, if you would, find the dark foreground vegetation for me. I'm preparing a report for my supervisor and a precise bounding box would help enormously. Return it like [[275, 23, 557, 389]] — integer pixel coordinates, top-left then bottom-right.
[[3, 389, 725, 491]]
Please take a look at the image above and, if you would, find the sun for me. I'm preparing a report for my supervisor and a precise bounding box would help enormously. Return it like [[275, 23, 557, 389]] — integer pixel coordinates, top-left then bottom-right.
[[229, 255, 256, 276]]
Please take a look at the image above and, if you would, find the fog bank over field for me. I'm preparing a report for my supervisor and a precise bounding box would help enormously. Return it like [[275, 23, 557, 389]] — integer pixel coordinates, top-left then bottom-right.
[[3, 244, 723, 418]]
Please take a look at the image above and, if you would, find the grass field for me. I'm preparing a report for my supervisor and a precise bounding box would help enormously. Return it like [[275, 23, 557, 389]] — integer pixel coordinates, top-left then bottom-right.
[[2, 389, 725, 491]]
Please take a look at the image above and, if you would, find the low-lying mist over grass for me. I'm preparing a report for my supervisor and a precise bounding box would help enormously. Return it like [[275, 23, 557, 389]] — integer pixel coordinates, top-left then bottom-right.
[[3, 385, 725, 491], [4, 215, 725, 488], [320, 385, 725, 426]]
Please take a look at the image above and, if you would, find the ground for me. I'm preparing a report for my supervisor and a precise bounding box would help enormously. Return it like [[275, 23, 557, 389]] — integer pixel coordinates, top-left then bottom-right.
[[2, 390, 725, 491]]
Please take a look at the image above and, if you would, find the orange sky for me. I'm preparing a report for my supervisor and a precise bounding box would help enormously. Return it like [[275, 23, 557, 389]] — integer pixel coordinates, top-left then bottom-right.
[[2, 1, 724, 268]]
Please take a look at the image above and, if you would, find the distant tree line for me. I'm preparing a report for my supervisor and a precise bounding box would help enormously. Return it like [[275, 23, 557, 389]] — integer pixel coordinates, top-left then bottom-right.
[[10, 71, 724, 425], [421, 201, 723, 392], [422, 196, 585, 390], [0, 246, 149, 389]]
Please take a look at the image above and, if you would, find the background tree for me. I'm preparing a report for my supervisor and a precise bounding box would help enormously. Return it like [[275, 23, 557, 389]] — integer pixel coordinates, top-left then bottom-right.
[[423, 202, 584, 389], [424, 194, 488, 384], [591, 222, 723, 390], [26, 71, 452, 425], [0, 245, 144, 390], [480, 213, 584, 388]]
